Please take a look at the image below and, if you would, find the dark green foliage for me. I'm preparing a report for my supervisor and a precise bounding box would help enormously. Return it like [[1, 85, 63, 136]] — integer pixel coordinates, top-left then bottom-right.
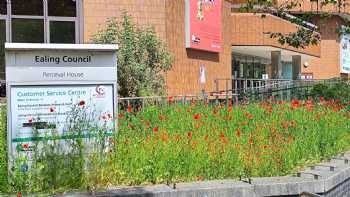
[[310, 80, 350, 101]]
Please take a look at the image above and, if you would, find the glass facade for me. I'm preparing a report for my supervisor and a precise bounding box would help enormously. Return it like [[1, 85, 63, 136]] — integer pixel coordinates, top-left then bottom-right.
[[232, 54, 269, 79], [282, 62, 293, 79]]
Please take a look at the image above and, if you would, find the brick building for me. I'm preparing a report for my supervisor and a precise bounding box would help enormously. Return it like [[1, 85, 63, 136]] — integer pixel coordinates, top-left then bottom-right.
[[0, 0, 349, 95]]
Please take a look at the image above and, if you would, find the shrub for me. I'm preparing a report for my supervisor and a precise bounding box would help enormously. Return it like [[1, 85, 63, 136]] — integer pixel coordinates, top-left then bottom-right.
[[310, 80, 350, 101], [92, 12, 173, 97]]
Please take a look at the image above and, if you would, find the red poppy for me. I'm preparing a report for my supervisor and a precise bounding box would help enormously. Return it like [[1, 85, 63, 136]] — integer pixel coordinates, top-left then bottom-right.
[[158, 115, 166, 121], [167, 96, 174, 104], [118, 113, 124, 119], [227, 106, 233, 112], [175, 134, 181, 141], [160, 133, 169, 142], [220, 133, 228, 144], [79, 100, 85, 107], [269, 96, 276, 101], [152, 127, 158, 134], [245, 113, 254, 120], [235, 129, 241, 138], [17, 192, 22, 197], [319, 97, 325, 102], [330, 107, 339, 112], [248, 138, 254, 145], [193, 114, 201, 120], [127, 104, 132, 113], [291, 100, 300, 108], [204, 134, 209, 141], [219, 132, 225, 139], [187, 131, 193, 139], [22, 144, 29, 150], [278, 101, 286, 105]]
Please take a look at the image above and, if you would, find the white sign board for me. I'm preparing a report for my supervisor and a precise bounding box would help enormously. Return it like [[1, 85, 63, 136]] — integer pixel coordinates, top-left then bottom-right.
[[340, 34, 350, 74], [200, 65, 206, 84], [5, 43, 118, 162]]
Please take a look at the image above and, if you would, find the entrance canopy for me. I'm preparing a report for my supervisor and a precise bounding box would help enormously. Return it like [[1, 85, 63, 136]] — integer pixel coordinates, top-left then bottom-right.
[[232, 45, 318, 62]]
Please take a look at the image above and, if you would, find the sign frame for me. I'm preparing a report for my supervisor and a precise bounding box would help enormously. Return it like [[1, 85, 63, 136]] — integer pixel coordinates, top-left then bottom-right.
[[5, 43, 118, 166], [185, 0, 222, 53]]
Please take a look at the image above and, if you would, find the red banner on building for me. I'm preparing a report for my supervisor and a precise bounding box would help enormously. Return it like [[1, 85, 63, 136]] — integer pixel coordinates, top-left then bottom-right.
[[185, 0, 222, 53]]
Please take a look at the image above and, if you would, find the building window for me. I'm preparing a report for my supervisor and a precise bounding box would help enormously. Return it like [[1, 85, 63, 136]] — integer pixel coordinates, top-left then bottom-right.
[[0, 0, 6, 15], [11, 0, 43, 16], [50, 21, 75, 43], [12, 19, 44, 43], [0, 0, 82, 80], [48, 0, 76, 17], [0, 20, 5, 79]]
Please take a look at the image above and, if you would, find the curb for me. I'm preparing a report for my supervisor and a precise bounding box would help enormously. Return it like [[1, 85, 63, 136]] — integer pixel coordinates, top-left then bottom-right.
[[57, 151, 350, 197]]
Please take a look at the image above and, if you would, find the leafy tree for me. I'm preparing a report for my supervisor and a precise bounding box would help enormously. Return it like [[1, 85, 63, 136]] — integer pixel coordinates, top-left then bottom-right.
[[237, 0, 350, 49], [92, 12, 173, 97]]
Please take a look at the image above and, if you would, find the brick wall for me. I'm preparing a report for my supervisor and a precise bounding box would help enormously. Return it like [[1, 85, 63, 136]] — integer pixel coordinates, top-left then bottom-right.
[[302, 16, 346, 79], [82, 0, 337, 95], [164, 0, 232, 95], [230, 13, 321, 57], [83, 0, 167, 42], [277, 0, 350, 13]]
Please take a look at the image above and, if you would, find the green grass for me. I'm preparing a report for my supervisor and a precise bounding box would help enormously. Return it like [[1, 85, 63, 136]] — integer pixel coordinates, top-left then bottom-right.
[[109, 99, 350, 185], [0, 99, 349, 194]]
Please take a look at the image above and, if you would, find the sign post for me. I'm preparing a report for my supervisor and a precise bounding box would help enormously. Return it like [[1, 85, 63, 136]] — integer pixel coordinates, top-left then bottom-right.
[[5, 43, 118, 165]]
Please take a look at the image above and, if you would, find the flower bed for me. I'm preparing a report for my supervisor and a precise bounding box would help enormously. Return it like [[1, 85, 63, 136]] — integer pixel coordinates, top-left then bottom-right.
[[112, 99, 350, 185], [0, 98, 349, 194]]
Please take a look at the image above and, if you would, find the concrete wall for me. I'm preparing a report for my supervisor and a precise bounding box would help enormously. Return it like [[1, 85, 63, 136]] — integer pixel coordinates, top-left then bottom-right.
[[61, 151, 350, 197]]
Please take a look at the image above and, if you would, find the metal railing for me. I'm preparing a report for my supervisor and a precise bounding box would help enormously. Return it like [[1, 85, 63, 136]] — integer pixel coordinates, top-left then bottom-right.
[[214, 77, 345, 101], [117, 92, 240, 112]]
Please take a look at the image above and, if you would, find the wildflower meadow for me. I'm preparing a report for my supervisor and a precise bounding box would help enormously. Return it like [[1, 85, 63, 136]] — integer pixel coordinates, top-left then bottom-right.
[[111, 98, 350, 185], [0, 97, 349, 194]]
